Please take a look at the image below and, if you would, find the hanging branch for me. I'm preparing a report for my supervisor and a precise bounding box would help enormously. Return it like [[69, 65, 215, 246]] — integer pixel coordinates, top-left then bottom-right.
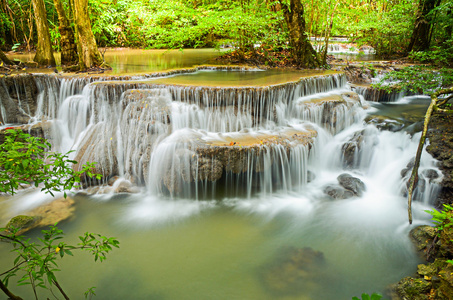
[[407, 87, 453, 224]]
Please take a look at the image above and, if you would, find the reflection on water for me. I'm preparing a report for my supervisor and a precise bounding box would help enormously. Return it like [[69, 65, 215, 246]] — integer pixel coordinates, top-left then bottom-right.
[[151, 69, 337, 87], [7, 48, 226, 74]]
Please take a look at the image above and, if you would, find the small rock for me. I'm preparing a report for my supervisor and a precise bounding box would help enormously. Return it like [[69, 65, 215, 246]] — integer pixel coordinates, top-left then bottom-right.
[[337, 173, 366, 196], [324, 185, 354, 200]]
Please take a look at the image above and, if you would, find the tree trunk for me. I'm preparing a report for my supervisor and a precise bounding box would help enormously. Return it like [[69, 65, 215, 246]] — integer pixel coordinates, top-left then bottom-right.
[[32, 0, 56, 66], [0, 49, 13, 65], [279, 0, 320, 68], [73, 0, 105, 70], [406, 0, 441, 53], [53, 0, 78, 66]]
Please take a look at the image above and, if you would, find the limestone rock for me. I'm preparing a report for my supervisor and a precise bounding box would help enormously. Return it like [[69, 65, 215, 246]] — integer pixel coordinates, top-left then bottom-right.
[[4, 197, 75, 234]]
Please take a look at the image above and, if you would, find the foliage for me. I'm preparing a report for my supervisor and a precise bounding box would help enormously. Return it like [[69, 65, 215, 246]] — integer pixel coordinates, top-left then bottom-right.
[[372, 66, 453, 95], [409, 44, 453, 67], [0, 129, 101, 197], [0, 129, 117, 299], [0, 225, 119, 299], [425, 204, 453, 233], [352, 293, 383, 300]]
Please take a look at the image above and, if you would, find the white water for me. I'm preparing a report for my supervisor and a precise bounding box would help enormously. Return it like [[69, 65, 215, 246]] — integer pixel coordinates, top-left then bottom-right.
[[0, 71, 441, 299]]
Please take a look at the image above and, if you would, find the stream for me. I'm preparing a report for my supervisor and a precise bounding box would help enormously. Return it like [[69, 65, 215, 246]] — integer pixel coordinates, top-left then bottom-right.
[[0, 49, 440, 300]]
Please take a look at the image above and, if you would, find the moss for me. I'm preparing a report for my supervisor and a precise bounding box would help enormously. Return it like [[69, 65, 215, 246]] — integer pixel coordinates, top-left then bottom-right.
[[6, 215, 37, 232], [396, 277, 431, 299]]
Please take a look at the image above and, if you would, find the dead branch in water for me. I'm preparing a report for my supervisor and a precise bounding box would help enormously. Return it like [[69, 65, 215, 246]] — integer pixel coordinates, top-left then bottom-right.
[[407, 87, 453, 224]]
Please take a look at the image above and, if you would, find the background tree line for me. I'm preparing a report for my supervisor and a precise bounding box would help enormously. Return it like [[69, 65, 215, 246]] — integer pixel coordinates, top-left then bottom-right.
[[0, 0, 452, 68]]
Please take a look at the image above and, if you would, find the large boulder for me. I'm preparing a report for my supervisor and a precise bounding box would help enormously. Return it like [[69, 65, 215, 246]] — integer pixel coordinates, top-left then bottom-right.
[[3, 197, 75, 234]]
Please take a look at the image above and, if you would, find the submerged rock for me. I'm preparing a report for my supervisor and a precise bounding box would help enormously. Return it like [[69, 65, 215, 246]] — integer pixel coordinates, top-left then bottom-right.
[[260, 247, 326, 296]]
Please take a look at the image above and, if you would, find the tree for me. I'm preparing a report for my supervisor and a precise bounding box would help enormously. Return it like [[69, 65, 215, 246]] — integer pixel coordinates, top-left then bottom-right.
[[278, 0, 320, 68], [0, 129, 119, 299], [0, 49, 13, 65], [73, 0, 106, 70], [407, 0, 442, 53], [53, 0, 78, 66], [31, 0, 56, 66]]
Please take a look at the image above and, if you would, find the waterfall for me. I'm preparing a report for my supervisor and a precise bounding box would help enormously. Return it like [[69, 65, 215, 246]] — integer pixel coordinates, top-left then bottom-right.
[[0, 70, 441, 210]]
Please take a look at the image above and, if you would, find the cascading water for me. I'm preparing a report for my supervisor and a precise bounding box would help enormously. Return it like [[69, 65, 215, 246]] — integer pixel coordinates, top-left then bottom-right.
[[0, 68, 443, 299]]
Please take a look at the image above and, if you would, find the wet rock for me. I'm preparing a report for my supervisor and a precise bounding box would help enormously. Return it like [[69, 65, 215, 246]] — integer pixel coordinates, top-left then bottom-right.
[[3, 197, 75, 234], [341, 130, 364, 168], [422, 169, 440, 182], [365, 115, 405, 132], [108, 176, 120, 186], [307, 170, 316, 183], [6, 215, 39, 234], [409, 225, 437, 252], [439, 264, 453, 299], [0, 74, 39, 124], [297, 92, 361, 133], [401, 158, 416, 178], [260, 247, 326, 295], [344, 66, 373, 84], [323, 185, 354, 200], [114, 180, 140, 193], [395, 277, 432, 300], [418, 263, 438, 277], [192, 157, 223, 181], [352, 84, 403, 102], [337, 173, 366, 196]]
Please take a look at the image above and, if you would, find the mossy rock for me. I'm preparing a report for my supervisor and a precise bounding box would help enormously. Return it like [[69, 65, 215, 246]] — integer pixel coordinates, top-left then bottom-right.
[[439, 214, 453, 256], [6, 215, 38, 232], [410, 225, 437, 252], [396, 277, 431, 300], [439, 263, 453, 299]]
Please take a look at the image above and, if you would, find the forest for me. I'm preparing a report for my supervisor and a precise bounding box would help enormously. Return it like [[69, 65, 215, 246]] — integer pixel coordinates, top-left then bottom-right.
[[0, 0, 452, 69]]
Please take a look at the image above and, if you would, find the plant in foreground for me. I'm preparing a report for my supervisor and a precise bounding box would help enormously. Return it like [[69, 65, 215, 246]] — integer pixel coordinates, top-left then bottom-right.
[[0, 129, 119, 299], [352, 292, 383, 300]]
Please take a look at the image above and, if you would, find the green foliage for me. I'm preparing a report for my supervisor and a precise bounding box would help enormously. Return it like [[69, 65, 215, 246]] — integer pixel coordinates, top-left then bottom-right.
[[372, 66, 453, 95], [349, 1, 415, 57], [0, 224, 119, 298], [0, 129, 101, 197], [352, 293, 383, 300], [425, 204, 453, 233], [0, 129, 117, 299], [409, 44, 453, 67]]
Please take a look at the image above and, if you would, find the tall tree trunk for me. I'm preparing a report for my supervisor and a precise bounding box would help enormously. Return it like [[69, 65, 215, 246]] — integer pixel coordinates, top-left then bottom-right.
[[406, 0, 441, 53], [32, 0, 56, 66], [53, 0, 78, 66], [279, 0, 320, 68], [73, 0, 105, 70]]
